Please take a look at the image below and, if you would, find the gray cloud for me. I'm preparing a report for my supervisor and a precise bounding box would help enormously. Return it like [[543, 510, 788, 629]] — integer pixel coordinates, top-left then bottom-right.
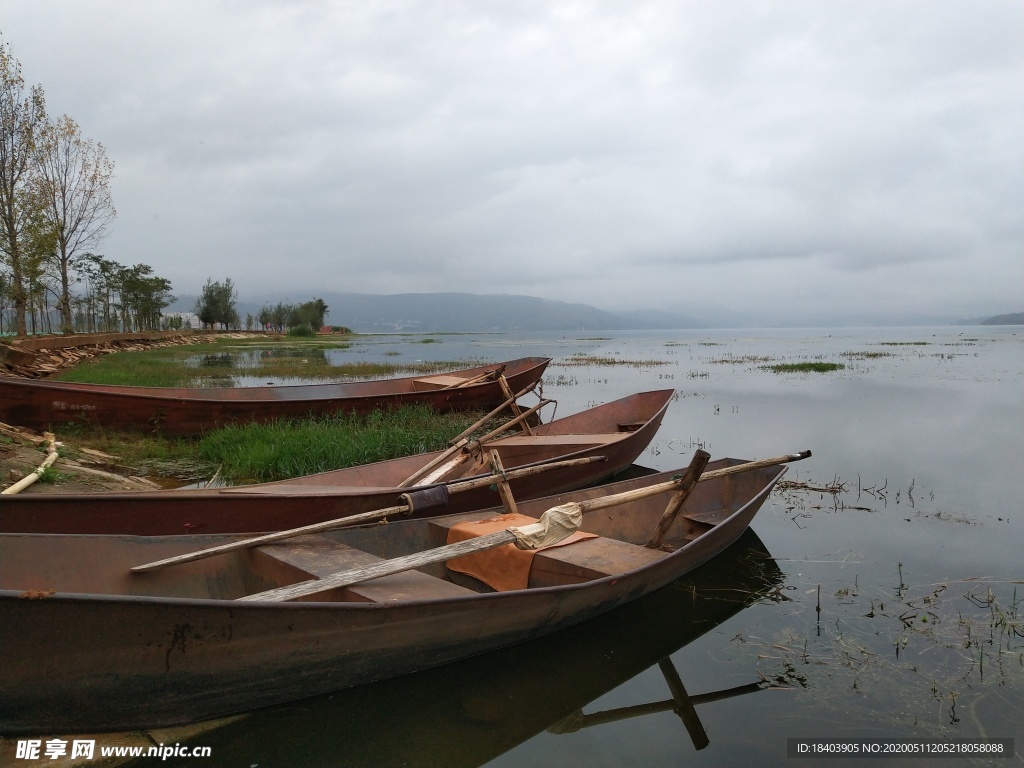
[[2, 0, 1021, 324]]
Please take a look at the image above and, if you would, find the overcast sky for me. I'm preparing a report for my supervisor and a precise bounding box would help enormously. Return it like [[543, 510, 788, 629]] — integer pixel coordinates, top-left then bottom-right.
[[3, 1, 1021, 324]]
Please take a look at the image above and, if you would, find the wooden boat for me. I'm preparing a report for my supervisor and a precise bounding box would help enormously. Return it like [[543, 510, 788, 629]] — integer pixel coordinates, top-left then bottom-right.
[[0, 356, 550, 436], [0, 451, 806, 733], [17, 529, 780, 761], [0, 390, 674, 535]]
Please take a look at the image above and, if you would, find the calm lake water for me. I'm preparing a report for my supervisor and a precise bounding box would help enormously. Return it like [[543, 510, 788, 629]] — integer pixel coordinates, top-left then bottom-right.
[[74, 328, 1024, 766]]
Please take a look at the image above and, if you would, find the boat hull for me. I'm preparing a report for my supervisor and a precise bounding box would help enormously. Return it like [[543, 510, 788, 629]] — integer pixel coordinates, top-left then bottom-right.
[[0, 459, 786, 733], [0, 391, 675, 535], [0, 357, 550, 436]]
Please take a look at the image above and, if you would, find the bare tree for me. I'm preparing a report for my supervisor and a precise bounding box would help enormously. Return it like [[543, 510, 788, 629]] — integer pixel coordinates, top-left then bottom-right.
[[34, 114, 116, 333], [0, 42, 47, 336]]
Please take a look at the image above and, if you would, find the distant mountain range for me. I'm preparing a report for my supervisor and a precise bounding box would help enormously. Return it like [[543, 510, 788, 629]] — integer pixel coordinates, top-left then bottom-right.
[[165, 291, 1022, 331], [981, 312, 1024, 325], [169, 292, 704, 332]]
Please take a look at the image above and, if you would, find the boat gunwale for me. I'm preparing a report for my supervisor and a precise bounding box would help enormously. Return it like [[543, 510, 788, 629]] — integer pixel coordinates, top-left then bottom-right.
[[0, 357, 552, 401]]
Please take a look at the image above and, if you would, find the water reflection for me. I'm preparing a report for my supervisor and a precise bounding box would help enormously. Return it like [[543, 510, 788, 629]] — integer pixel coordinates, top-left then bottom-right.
[[193, 353, 235, 368], [185, 348, 329, 368], [126, 530, 782, 767], [547, 659, 763, 750]]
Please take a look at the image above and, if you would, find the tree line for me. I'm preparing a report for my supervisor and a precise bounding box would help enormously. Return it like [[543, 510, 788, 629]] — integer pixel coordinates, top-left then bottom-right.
[[192, 278, 331, 335], [1, 38, 174, 336], [3, 37, 336, 338]]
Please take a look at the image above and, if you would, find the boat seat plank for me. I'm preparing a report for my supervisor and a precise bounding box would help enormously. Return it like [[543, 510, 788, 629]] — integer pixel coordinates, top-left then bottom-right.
[[489, 433, 625, 447], [252, 534, 476, 602], [681, 508, 733, 526], [411, 375, 468, 391], [428, 517, 667, 589], [528, 536, 667, 587]]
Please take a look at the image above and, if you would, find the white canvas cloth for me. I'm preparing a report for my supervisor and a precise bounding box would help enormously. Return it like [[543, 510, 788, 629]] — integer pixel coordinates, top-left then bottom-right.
[[508, 503, 583, 550]]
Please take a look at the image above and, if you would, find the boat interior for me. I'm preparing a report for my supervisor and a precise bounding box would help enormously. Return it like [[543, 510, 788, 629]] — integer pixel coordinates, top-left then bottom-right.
[[12, 359, 549, 400], [0, 461, 780, 606]]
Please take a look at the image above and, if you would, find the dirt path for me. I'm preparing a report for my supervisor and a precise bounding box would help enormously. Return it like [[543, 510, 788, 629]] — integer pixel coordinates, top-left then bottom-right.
[[1, 332, 263, 494], [1, 422, 165, 495]]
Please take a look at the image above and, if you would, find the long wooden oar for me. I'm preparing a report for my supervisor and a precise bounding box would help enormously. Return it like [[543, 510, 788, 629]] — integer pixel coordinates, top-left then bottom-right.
[[497, 374, 533, 435], [237, 505, 583, 602], [398, 381, 545, 488], [408, 397, 553, 486], [448, 381, 542, 445], [443, 364, 505, 389], [398, 395, 552, 488], [576, 450, 811, 515], [130, 454, 608, 573], [236, 450, 810, 602]]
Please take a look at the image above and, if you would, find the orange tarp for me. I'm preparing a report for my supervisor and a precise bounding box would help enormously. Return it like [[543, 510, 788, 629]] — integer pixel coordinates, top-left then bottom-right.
[[445, 512, 597, 591]]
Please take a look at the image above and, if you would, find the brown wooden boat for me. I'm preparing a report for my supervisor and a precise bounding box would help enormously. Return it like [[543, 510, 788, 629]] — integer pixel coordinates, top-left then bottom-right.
[[0, 356, 550, 436], [12, 529, 780, 761], [0, 390, 674, 535], [0, 452, 806, 733]]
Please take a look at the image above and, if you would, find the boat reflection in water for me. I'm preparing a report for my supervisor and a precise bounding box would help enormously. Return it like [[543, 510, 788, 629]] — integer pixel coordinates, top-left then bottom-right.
[[125, 528, 782, 768]]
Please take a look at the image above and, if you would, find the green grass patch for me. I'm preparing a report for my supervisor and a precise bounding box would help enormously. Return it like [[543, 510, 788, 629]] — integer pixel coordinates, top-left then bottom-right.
[[54, 348, 209, 387], [37, 466, 70, 484], [841, 351, 893, 359], [710, 355, 777, 365], [560, 354, 671, 368], [879, 341, 929, 346], [58, 405, 491, 484], [195, 405, 489, 483], [763, 362, 846, 374]]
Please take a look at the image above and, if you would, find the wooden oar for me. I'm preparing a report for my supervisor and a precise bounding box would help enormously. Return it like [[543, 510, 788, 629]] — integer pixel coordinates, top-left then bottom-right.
[[464, 398, 552, 452], [130, 454, 608, 573], [237, 506, 579, 602], [577, 451, 811, 515], [447, 380, 542, 445], [444, 365, 505, 389], [488, 450, 519, 516], [645, 450, 710, 549], [398, 395, 552, 488], [237, 450, 811, 602], [497, 374, 533, 435]]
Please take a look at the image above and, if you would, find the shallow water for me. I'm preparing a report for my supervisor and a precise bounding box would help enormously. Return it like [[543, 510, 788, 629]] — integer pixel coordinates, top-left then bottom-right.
[[118, 327, 1023, 766]]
